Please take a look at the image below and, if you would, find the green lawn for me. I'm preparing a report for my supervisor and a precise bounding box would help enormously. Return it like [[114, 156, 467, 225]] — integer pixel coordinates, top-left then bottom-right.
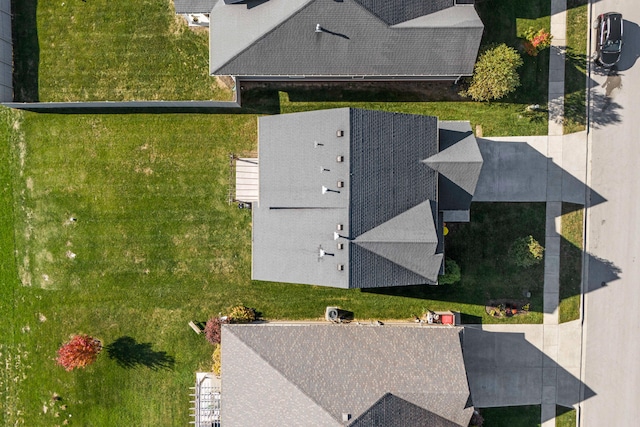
[[3, 0, 557, 423], [13, 0, 231, 101], [1, 105, 550, 425], [276, 92, 547, 137], [0, 106, 21, 427], [480, 405, 541, 427], [557, 406, 578, 427], [476, 0, 551, 105], [444, 203, 546, 324], [559, 203, 584, 323], [564, 0, 589, 134]]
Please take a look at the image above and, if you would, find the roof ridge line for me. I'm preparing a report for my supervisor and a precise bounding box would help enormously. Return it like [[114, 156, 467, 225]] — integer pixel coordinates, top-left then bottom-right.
[[227, 325, 343, 424], [211, 0, 316, 74]]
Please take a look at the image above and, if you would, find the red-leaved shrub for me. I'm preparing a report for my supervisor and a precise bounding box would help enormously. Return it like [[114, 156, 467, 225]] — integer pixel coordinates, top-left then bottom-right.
[[204, 317, 228, 345], [56, 335, 102, 371]]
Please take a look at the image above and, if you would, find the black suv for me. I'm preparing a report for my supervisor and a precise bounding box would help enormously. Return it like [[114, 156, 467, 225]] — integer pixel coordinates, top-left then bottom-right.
[[595, 12, 623, 67]]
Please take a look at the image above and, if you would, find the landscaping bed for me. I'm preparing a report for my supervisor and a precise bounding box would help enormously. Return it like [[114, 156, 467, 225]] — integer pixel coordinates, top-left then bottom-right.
[[485, 300, 532, 319]]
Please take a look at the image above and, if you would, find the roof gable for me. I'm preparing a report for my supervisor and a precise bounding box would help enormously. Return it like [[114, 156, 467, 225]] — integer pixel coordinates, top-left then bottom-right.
[[423, 122, 483, 195], [351, 393, 465, 427], [209, 0, 313, 74], [354, 200, 438, 244], [353, 200, 442, 281]]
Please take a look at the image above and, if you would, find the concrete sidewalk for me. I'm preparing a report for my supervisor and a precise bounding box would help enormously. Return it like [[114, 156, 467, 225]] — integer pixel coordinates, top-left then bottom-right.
[[468, 1, 589, 425]]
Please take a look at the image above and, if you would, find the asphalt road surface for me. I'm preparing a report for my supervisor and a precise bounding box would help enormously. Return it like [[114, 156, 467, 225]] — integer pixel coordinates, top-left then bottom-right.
[[581, 0, 640, 424]]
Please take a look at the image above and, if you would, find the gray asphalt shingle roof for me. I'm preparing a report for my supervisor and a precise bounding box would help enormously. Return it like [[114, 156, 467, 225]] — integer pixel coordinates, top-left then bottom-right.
[[354, 0, 454, 25], [252, 108, 443, 288], [221, 324, 473, 427], [429, 121, 483, 212], [208, 0, 483, 78], [174, 0, 215, 13]]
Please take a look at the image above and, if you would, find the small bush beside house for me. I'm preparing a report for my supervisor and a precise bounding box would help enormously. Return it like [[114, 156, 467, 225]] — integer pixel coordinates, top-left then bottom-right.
[[204, 305, 258, 345], [204, 317, 228, 345], [227, 305, 258, 323], [440, 258, 462, 285]]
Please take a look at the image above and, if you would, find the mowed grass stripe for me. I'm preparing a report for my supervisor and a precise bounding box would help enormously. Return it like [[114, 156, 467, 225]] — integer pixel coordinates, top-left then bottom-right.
[[36, 0, 229, 101]]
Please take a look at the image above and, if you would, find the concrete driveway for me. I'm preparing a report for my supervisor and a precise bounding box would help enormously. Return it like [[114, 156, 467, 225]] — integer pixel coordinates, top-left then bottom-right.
[[462, 323, 589, 413], [473, 134, 590, 205]]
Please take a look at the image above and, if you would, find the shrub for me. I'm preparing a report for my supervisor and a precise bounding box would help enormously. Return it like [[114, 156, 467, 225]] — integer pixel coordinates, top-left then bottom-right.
[[439, 258, 461, 285], [56, 335, 102, 371], [510, 235, 545, 267], [523, 27, 553, 56], [204, 317, 228, 345], [211, 345, 221, 377], [469, 410, 484, 426], [228, 305, 257, 323], [462, 44, 523, 101]]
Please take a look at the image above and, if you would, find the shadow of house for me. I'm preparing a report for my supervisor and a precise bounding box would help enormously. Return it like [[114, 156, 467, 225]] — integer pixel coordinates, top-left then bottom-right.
[[462, 327, 595, 419], [472, 138, 605, 207], [106, 336, 175, 371], [10, 0, 39, 102]]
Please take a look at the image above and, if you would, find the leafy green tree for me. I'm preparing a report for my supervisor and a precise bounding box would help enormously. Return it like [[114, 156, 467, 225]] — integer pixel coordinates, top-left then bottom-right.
[[462, 44, 524, 101]]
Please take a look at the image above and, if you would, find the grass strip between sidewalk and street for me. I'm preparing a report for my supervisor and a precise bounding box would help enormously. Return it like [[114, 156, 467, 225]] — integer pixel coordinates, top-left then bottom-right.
[[559, 203, 584, 323], [564, 0, 589, 134]]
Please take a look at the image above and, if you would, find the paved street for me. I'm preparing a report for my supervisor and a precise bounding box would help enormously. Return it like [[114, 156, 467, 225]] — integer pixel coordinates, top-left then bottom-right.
[[580, 0, 640, 425]]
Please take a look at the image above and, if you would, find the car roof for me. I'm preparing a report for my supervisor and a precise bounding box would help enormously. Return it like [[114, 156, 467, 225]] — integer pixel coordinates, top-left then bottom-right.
[[605, 13, 623, 40]]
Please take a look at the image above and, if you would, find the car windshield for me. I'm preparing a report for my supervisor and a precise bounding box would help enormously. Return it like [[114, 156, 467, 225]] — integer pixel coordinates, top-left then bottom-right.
[[603, 40, 621, 53]]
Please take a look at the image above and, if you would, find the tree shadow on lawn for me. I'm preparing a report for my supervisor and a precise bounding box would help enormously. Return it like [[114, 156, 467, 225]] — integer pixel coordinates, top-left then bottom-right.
[[11, 0, 40, 102], [106, 336, 175, 371]]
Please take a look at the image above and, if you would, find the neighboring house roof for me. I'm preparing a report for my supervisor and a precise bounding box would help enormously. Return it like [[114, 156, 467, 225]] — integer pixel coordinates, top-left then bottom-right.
[[208, 0, 484, 78], [221, 324, 473, 427], [174, 0, 216, 14], [252, 108, 483, 288]]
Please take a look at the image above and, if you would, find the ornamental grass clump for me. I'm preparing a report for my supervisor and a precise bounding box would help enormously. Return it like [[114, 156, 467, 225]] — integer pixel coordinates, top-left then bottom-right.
[[211, 345, 221, 376], [56, 335, 102, 371], [228, 305, 257, 323]]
